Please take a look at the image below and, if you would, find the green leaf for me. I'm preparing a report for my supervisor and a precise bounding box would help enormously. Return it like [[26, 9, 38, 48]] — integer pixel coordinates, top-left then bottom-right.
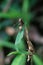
[[15, 28, 24, 45], [0, 40, 15, 50], [7, 51, 18, 56], [14, 27, 27, 51], [15, 39, 26, 51], [11, 54, 26, 65], [32, 54, 43, 65], [22, 0, 29, 13], [0, 10, 21, 18], [7, 51, 30, 56]]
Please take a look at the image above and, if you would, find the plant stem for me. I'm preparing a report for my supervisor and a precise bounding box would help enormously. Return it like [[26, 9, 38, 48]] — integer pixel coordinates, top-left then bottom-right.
[[25, 27, 35, 61]]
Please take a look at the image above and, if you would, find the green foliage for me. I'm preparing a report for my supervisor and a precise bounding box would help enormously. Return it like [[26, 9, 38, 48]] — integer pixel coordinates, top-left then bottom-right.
[[0, 40, 15, 49], [11, 54, 26, 65], [7, 51, 19, 56], [15, 28, 24, 45], [32, 54, 43, 65], [15, 28, 27, 51], [0, 10, 21, 18], [0, 0, 42, 65], [22, 0, 29, 13], [8, 51, 30, 57], [15, 39, 26, 51], [0, 0, 36, 27]]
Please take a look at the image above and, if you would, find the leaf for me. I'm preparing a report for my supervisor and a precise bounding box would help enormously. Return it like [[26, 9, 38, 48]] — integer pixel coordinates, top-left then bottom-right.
[[7, 51, 18, 56], [32, 54, 43, 65], [7, 50, 30, 56], [0, 10, 21, 18], [22, 0, 29, 13], [14, 28, 27, 51], [15, 39, 26, 51], [0, 40, 15, 50], [15, 28, 24, 45], [11, 54, 26, 65]]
